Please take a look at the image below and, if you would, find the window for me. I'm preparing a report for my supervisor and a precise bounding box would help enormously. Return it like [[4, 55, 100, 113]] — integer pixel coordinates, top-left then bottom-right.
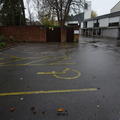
[[109, 22, 119, 27]]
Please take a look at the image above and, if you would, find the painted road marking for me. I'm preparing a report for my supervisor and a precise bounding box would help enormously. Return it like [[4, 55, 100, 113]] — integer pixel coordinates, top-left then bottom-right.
[[0, 63, 5, 65], [25, 56, 51, 65], [37, 68, 81, 80], [0, 88, 98, 96], [0, 62, 76, 67], [0, 55, 75, 66], [37, 68, 71, 75], [0, 58, 4, 60], [0, 53, 20, 58], [0, 58, 28, 65], [53, 68, 81, 80]]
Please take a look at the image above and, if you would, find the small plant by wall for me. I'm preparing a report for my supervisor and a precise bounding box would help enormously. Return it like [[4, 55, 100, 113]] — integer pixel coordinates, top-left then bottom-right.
[[0, 35, 7, 49]]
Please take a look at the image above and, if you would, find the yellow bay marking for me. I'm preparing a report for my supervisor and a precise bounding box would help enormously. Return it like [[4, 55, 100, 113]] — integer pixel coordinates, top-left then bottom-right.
[[0, 88, 98, 97], [48, 56, 71, 64], [37, 68, 81, 80], [0, 55, 75, 66], [0, 53, 19, 58], [25, 55, 71, 65], [0, 55, 51, 65], [0, 63, 5, 65], [0, 58, 4, 60], [1, 57, 28, 65], [0, 62, 76, 67], [25, 56, 51, 65]]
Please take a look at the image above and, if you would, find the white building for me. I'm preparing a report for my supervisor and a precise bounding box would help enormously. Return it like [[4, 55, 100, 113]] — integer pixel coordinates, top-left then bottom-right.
[[65, 1, 92, 26], [81, 11, 120, 38], [84, 1, 92, 20], [111, 1, 120, 13], [82, 12, 120, 28]]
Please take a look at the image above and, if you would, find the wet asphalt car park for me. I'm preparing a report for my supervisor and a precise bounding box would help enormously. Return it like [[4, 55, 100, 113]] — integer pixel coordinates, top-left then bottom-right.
[[0, 37, 120, 120]]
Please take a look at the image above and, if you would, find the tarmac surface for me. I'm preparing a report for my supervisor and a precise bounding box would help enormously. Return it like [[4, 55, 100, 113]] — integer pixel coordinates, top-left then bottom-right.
[[0, 37, 120, 120]]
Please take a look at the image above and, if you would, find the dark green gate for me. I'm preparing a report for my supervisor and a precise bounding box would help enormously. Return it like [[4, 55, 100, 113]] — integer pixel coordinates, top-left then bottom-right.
[[46, 27, 61, 42]]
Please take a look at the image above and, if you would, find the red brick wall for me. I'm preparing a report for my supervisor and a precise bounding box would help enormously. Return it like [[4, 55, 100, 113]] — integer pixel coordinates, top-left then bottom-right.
[[0, 26, 47, 42]]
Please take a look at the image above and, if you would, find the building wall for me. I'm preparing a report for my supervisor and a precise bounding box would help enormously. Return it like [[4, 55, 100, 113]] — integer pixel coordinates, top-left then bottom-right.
[[111, 1, 120, 13], [81, 27, 120, 39], [109, 16, 120, 23], [84, 1, 92, 20], [83, 16, 120, 29], [81, 2, 120, 39], [99, 18, 109, 27], [87, 21, 93, 28], [81, 22, 83, 28], [102, 27, 119, 38]]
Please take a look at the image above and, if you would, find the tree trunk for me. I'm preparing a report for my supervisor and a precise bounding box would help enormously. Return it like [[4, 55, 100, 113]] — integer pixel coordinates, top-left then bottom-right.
[[20, 0, 26, 25]]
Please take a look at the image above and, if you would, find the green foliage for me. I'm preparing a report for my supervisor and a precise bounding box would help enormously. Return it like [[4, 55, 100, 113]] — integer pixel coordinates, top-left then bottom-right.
[[0, 42, 6, 48], [0, 35, 7, 42], [0, 35, 7, 48], [0, 0, 26, 25], [41, 17, 59, 27], [91, 10, 97, 18]]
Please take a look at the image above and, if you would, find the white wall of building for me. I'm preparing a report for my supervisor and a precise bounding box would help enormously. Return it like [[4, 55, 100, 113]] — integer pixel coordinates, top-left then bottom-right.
[[81, 1, 120, 29], [81, 22, 83, 28], [109, 17, 120, 23], [99, 18, 109, 27], [102, 28, 119, 38], [87, 21, 93, 28], [111, 1, 120, 13], [84, 1, 92, 20]]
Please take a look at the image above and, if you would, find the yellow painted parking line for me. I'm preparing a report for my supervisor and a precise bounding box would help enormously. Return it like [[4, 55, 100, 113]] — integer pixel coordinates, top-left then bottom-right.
[[25, 56, 50, 65], [0, 58, 4, 60], [0, 63, 5, 65], [0, 62, 76, 67], [0, 55, 74, 66], [0, 53, 19, 58], [0, 88, 98, 96], [47, 62, 75, 65], [1, 53, 50, 60], [0, 58, 28, 65]]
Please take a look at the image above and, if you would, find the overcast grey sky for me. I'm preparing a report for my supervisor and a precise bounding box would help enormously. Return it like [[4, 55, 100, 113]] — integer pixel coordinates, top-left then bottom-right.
[[92, 0, 120, 15]]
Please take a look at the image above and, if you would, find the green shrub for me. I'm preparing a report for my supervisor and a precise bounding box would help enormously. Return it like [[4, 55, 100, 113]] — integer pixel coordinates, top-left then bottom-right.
[[0, 35, 7, 42], [0, 42, 6, 48]]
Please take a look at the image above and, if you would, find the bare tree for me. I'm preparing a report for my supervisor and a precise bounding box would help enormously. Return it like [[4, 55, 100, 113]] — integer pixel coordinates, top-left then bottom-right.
[[44, 0, 86, 26], [32, 0, 85, 26], [32, 0, 53, 24]]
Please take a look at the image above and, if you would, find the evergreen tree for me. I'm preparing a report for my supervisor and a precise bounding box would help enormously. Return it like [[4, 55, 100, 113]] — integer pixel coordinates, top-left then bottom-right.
[[0, 0, 26, 25]]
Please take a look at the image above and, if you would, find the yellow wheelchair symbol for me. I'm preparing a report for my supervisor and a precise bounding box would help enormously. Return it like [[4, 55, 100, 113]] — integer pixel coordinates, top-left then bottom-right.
[[37, 68, 81, 80]]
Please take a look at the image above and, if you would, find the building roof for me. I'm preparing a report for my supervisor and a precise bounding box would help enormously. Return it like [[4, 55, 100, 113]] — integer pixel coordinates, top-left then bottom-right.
[[67, 13, 84, 23], [111, 1, 120, 11], [72, 13, 84, 23], [84, 11, 120, 22]]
